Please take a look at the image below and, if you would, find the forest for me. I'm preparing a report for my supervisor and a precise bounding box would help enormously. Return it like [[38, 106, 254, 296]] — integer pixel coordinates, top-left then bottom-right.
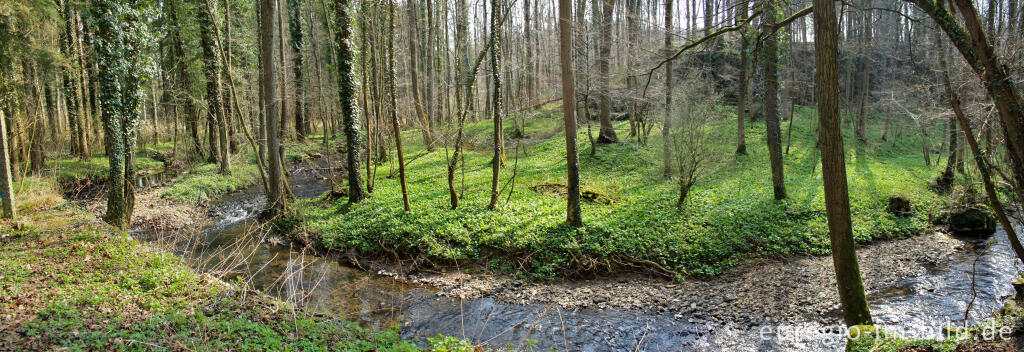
[[1, 0, 1024, 349]]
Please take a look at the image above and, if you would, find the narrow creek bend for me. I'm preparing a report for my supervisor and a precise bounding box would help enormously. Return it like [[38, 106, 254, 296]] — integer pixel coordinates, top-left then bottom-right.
[[131, 165, 1023, 351]]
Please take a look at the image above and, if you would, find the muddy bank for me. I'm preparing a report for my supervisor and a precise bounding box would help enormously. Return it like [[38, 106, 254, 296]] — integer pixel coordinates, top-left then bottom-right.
[[410, 231, 964, 325]]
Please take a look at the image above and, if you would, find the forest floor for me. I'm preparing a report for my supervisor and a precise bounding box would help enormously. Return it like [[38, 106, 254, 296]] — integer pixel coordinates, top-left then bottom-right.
[[294, 103, 953, 280], [0, 178, 469, 351]]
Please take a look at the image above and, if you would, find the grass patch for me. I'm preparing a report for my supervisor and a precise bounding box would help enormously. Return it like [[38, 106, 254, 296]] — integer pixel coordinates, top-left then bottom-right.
[[160, 161, 262, 204], [0, 179, 471, 351], [50, 155, 164, 182], [297, 103, 951, 279]]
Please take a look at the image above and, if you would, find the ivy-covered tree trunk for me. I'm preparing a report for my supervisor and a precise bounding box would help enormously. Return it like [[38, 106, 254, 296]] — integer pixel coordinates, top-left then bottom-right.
[[487, 0, 503, 210], [661, 0, 673, 177], [332, 0, 366, 202], [199, 0, 230, 174], [287, 0, 307, 142], [92, 0, 147, 229]]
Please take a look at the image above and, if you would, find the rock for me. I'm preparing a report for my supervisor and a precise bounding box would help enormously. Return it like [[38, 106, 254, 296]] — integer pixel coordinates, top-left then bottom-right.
[[944, 206, 997, 237], [886, 195, 912, 217]]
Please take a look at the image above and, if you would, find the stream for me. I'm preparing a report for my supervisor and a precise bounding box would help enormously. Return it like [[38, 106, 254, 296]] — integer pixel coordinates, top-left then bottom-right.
[[134, 165, 1023, 351]]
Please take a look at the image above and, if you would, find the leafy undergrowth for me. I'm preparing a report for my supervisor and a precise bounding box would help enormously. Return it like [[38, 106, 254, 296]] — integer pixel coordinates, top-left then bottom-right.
[[0, 178, 472, 351], [160, 160, 262, 204], [298, 104, 950, 279]]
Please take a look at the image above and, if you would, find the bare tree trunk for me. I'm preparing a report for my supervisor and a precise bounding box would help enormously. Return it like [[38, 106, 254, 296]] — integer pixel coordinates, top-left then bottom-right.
[[388, 0, 411, 211], [0, 109, 14, 220], [407, 0, 434, 150], [262, 0, 286, 213], [662, 0, 673, 177], [813, 0, 873, 327], [854, 0, 872, 142], [558, 0, 582, 227], [596, 0, 618, 144], [762, 0, 787, 199], [735, 0, 750, 155]]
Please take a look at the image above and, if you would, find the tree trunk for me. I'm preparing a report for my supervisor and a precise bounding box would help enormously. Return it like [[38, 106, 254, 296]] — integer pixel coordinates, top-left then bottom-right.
[[199, 1, 231, 174], [167, 0, 202, 160], [662, 0, 673, 177], [762, 0, 787, 200], [487, 0, 504, 210], [288, 0, 307, 142], [596, 0, 618, 144], [813, 0, 873, 327], [735, 0, 750, 155], [333, 0, 366, 202], [407, 0, 434, 150], [94, 0, 144, 229], [558, 0, 583, 227], [0, 109, 14, 220], [60, 0, 88, 161], [387, 0, 411, 211], [854, 0, 872, 142], [262, 0, 286, 213]]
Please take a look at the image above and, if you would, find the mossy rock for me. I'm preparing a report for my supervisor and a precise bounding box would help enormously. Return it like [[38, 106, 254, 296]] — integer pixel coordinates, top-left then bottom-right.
[[944, 206, 997, 237], [886, 195, 912, 217]]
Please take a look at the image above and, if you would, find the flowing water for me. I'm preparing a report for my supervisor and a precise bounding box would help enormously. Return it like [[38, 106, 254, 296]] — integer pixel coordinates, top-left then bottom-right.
[[137, 165, 1023, 351]]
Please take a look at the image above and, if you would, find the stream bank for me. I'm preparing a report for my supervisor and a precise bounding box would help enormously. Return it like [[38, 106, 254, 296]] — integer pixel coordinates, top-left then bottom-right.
[[108, 162, 1024, 351]]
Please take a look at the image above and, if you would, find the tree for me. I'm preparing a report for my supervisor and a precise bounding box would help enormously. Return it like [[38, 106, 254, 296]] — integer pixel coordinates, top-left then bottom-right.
[[595, 0, 618, 144], [557, 0, 582, 227], [0, 109, 14, 220], [262, 0, 286, 213], [92, 0, 148, 229], [853, 0, 872, 142], [198, 0, 230, 175], [406, 0, 434, 150], [734, 0, 750, 155], [166, 0, 202, 160], [487, 0, 504, 210], [333, 0, 366, 203], [813, 0, 873, 327], [761, 0, 787, 200], [287, 0, 308, 142], [662, 0, 674, 177], [60, 0, 88, 161], [387, 0, 411, 211]]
